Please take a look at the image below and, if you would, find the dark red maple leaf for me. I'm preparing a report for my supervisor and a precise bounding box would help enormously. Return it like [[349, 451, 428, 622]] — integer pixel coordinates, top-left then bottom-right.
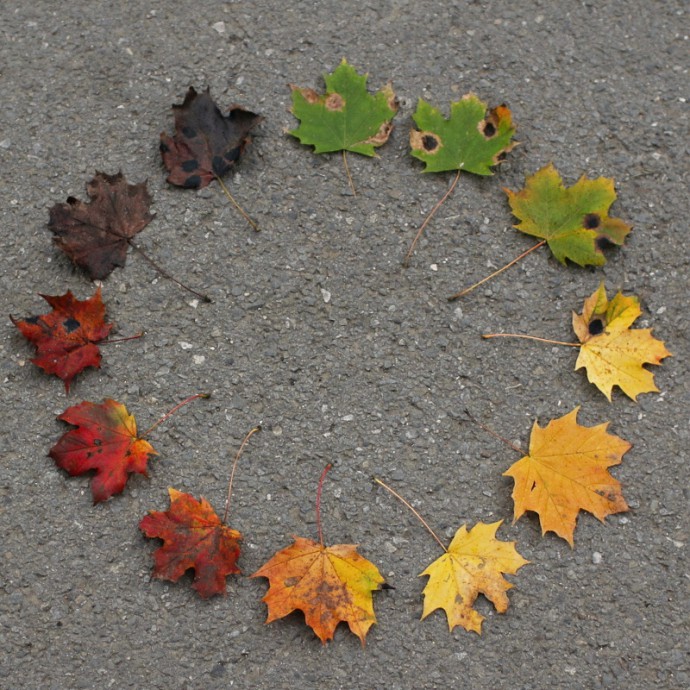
[[48, 172, 154, 280], [49, 398, 157, 503], [11, 287, 112, 392], [160, 87, 263, 189], [140, 488, 242, 598]]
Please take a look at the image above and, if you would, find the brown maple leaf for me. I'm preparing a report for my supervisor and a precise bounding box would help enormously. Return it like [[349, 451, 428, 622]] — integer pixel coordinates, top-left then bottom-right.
[[48, 172, 154, 280], [504, 407, 631, 546], [160, 87, 263, 189], [49, 398, 157, 503], [140, 488, 242, 598], [252, 536, 385, 645], [11, 287, 112, 391]]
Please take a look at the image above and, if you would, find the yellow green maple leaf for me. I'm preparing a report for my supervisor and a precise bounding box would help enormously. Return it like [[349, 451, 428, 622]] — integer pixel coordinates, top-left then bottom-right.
[[420, 520, 528, 634], [572, 283, 671, 401], [503, 407, 631, 546]]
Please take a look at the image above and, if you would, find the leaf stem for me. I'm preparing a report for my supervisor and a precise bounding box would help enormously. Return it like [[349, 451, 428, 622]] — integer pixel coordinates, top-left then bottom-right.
[[99, 331, 145, 345], [316, 464, 332, 547], [141, 393, 210, 439], [447, 239, 546, 300], [128, 241, 212, 303], [342, 150, 356, 196], [215, 174, 259, 231], [374, 478, 447, 553], [482, 333, 580, 347], [403, 169, 461, 268], [462, 409, 523, 455], [223, 425, 261, 524]]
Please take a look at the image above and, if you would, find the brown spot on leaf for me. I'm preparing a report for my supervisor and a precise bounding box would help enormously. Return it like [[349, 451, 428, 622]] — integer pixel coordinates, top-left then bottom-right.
[[291, 85, 321, 105], [363, 121, 394, 147], [584, 213, 601, 229], [410, 130, 442, 154], [325, 93, 345, 111]]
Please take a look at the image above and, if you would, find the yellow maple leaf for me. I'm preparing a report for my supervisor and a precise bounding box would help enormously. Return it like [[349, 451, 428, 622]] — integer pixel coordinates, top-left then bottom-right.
[[572, 282, 671, 401], [251, 536, 384, 645], [420, 520, 528, 634], [504, 407, 631, 546]]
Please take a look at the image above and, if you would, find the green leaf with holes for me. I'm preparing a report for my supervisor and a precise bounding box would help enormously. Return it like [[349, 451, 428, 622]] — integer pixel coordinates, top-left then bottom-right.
[[505, 164, 631, 266], [289, 58, 398, 156], [409, 94, 516, 175]]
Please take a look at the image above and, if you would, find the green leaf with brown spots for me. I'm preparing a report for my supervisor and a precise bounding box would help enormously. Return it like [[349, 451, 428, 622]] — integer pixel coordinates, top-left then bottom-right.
[[409, 94, 516, 174], [289, 58, 398, 156], [505, 164, 631, 266]]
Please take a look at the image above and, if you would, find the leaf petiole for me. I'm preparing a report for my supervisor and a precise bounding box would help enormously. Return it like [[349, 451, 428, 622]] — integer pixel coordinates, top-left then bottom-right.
[[374, 478, 447, 553], [223, 426, 261, 524], [482, 333, 580, 347], [98, 331, 145, 346], [447, 239, 546, 300], [215, 175, 259, 232], [141, 393, 210, 439], [403, 169, 461, 268], [462, 409, 523, 455]]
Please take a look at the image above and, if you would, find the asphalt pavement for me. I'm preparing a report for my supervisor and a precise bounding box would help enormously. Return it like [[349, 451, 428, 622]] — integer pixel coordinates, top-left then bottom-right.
[[1, 1, 688, 689]]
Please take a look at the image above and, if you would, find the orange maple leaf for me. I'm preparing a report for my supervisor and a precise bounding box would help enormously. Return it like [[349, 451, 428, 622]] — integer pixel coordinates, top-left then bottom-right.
[[573, 282, 671, 401], [251, 536, 385, 645], [503, 407, 631, 546], [420, 521, 528, 634], [140, 488, 241, 598]]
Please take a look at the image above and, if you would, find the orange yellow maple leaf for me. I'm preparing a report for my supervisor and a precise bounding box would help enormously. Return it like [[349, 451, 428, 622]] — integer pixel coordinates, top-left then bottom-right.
[[420, 520, 528, 634], [573, 282, 671, 401], [251, 536, 384, 645], [503, 407, 631, 546]]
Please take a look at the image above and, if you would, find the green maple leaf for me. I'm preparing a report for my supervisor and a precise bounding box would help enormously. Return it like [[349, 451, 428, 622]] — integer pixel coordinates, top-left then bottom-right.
[[409, 94, 516, 175], [289, 58, 398, 156], [505, 164, 631, 266]]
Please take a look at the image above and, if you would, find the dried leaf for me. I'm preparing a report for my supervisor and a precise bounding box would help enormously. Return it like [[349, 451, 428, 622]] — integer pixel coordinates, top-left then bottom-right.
[[47, 172, 154, 280], [49, 398, 156, 503], [252, 536, 384, 644], [140, 488, 241, 598], [11, 287, 112, 392], [420, 521, 528, 633], [160, 87, 262, 189], [503, 407, 631, 546], [573, 283, 671, 401]]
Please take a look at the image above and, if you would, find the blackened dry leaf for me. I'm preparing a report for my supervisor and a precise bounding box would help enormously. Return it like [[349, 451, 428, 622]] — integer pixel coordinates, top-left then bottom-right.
[[48, 172, 154, 280], [160, 87, 263, 189]]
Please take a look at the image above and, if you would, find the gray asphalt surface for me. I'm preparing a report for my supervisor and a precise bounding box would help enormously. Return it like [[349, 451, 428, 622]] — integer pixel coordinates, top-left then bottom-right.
[[1, 1, 688, 689]]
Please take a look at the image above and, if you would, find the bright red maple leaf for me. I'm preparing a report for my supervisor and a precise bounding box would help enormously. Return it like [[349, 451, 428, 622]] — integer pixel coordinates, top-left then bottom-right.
[[140, 488, 242, 598], [11, 287, 112, 392], [49, 398, 157, 503]]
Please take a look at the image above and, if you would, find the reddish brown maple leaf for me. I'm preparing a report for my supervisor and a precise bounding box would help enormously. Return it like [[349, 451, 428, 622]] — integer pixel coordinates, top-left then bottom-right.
[[48, 172, 154, 280], [49, 398, 157, 503], [160, 87, 263, 189], [11, 287, 112, 391], [140, 488, 242, 598]]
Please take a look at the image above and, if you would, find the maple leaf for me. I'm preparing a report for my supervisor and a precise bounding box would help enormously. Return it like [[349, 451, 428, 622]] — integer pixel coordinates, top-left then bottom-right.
[[11, 287, 112, 392], [505, 163, 631, 266], [409, 94, 516, 174], [47, 172, 154, 280], [289, 58, 398, 156], [572, 283, 672, 401], [503, 407, 631, 546], [160, 86, 263, 189], [49, 398, 157, 503], [252, 536, 385, 645], [140, 488, 241, 598], [420, 521, 528, 634]]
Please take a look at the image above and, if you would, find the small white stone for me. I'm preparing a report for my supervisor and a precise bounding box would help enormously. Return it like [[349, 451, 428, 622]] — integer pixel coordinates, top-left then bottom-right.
[[430, 264, 438, 271], [320, 288, 331, 303], [341, 414, 354, 422], [178, 341, 193, 350], [212, 21, 226, 34], [188, 299, 199, 309], [592, 551, 603, 565], [192, 355, 205, 365]]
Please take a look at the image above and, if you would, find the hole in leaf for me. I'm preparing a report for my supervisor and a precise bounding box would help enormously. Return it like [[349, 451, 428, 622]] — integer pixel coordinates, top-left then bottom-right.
[[588, 318, 604, 335], [583, 213, 601, 229], [63, 317, 80, 333], [483, 122, 496, 138]]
